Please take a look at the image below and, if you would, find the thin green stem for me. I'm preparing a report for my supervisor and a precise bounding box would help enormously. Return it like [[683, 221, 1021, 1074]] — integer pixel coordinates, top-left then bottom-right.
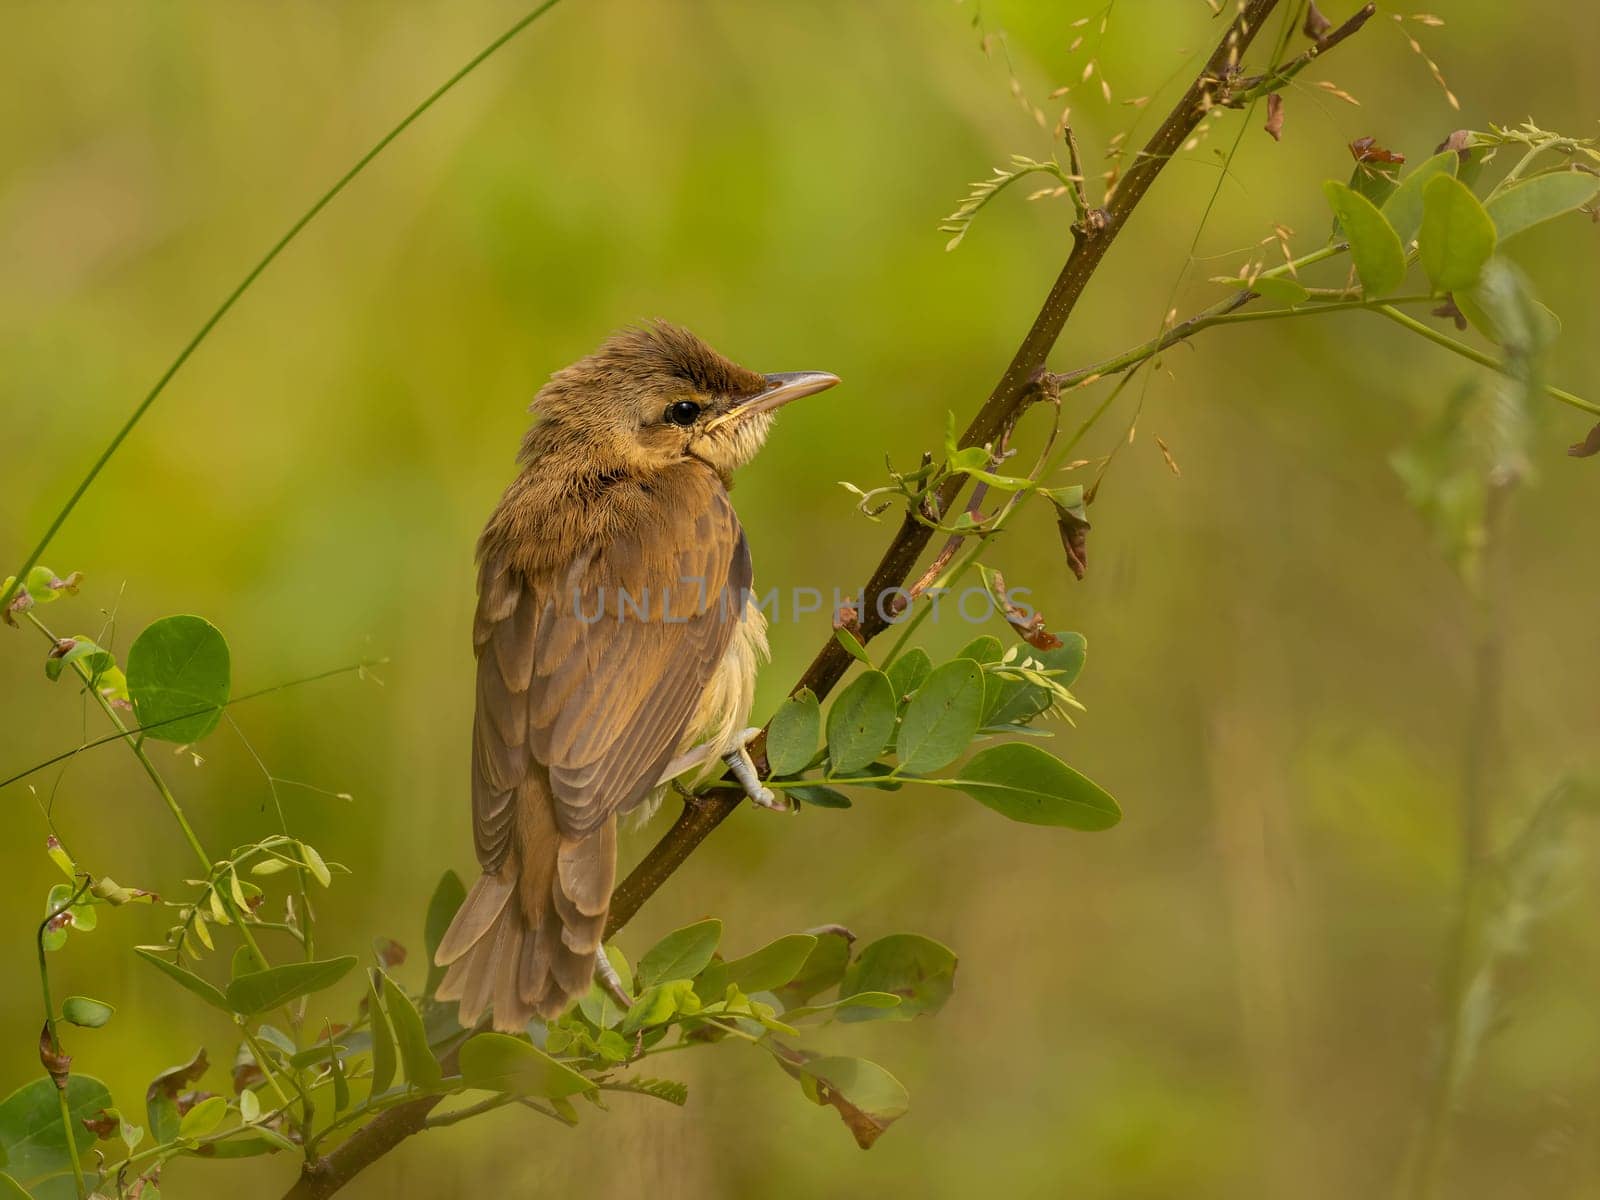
[[26, 616, 275, 969], [38, 877, 93, 1200], [0, 658, 385, 792], [239, 1023, 295, 1112], [1375, 305, 1600, 415], [0, 0, 569, 617]]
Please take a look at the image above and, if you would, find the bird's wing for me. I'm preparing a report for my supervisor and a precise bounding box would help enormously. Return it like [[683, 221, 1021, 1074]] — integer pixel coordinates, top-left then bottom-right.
[[470, 481, 750, 868]]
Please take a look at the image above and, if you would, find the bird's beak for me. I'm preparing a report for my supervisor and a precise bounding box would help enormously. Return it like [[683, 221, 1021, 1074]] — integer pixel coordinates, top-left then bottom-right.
[[704, 371, 840, 432]]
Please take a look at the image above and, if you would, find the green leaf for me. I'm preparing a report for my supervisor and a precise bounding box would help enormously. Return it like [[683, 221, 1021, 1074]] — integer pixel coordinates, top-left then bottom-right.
[[883, 649, 932, 702], [578, 945, 634, 1030], [460, 1033, 594, 1098], [787, 785, 852, 809], [423, 870, 467, 999], [176, 1095, 227, 1140], [939, 742, 1120, 829], [1041, 632, 1087, 689], [0, 1173, 30, 1200], [696, 935, 817, 1001], [636, 919, 722, 987], [1456, 258, 1559, 355], [1485, 170, 1600, 243], [43, 637, 114, 687], [1419, 174, 1497, 294], [619, 979, 701, 1034], [0, 1076, 113, 1186], [133, 948, 230, 1011], [224, 957, 356, 1016], [982, 634, 1088, 726], [1348, 154, 1404, 211], [1381, 150, 1459, 245], [144, 1048, 208, 1145], [775, 928, 855, 1007], [839, 934, 957, 1021], [1322, 180, 1406, 296], [824, 670, 897, 775], [896, 659, 984, 773], [379, 973, 442, 1090], [230, 944, 266, 980], [832, 626, 871, 666], [766, 690, 822, 777], [300, 843, 332, 888], [367, 973, 397, 1095], [781, 992, 903, 1022], [771, 1049, 909, 1150], [126, 615, 231, 744], [199, 1130, 295, 1158], [955, 635, 1004, 665], [60, 997, 113, 1029]]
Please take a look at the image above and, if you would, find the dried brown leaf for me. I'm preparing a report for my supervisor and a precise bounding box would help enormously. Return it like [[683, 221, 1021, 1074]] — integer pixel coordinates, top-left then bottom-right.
[[1264, 93, 1285, 142], [1568, 422, 1600, 459]]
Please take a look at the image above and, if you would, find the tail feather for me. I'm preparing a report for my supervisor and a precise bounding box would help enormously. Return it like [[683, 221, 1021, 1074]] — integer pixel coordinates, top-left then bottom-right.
[[435, 813, 617, 1032]]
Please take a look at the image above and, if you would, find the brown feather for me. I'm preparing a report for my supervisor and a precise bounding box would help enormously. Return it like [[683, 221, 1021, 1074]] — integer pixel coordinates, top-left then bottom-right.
[[435, 324, 782, 1031]]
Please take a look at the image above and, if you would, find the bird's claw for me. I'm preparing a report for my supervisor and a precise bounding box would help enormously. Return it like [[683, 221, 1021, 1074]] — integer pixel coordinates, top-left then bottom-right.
[[724, 729, 793, 813]]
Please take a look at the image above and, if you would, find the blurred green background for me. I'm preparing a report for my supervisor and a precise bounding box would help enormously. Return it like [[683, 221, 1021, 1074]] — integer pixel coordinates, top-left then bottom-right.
[[4, 1, 1598, 1196]]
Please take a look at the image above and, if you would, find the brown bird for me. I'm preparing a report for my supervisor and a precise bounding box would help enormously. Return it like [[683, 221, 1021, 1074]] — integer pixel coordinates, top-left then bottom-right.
[[434, 322, 839, 1030]]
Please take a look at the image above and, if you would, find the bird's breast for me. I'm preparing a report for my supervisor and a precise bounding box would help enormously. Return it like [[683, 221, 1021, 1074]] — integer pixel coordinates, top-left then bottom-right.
[[683, 591, 769, 761]]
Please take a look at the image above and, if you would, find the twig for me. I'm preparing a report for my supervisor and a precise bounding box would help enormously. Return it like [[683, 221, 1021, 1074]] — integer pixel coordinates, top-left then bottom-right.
[[280, 2, 1385, 1191], [1226, 2, 1377, 103], [605, 0, 1305, 939]]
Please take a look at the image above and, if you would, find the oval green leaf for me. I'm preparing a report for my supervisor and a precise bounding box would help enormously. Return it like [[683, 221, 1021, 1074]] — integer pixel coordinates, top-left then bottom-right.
[[774, 929, 855, 1007], [955, 635, 1003, 665], [460, 1033, 595, 1099], [134, 948, 230, 1011], [696, 935, 817, 1001], [224, 956, 356, 1016], [896, 660, 984, 773], [838, 934, 957, 1022], [0, 1076, 113, 1186], [824, 670, 897, 775], [1456, 257, 1559, 354], [883, 648, 932, 702], [771, 1050, 909, 1150], [766, 690, 822, 777], [788, 784, 852, 809], [1485, 170, 1600, 243], [176, 1094, 227, 1140], [126, 615, 231, 744], [1419, 174, 1497, 293], [379, 972, 442, 1090], [60, 996, 113, 1029], [1381, 150, 1460, 245], [423, 870, 466, 998], [366, 972, 397, 1094], [1323, 180, 1406, 297], [635, 918, 721, 987], [941, 742, 1121, 830]]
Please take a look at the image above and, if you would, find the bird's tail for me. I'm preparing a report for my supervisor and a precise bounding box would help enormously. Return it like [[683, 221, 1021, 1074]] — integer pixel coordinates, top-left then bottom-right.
[[434, 812, 616, 1031]]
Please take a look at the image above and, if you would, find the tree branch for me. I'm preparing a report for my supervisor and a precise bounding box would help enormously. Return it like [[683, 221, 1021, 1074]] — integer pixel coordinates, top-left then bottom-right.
[[607, 0, 1295, 936], [285, 3, 1387, 1193]]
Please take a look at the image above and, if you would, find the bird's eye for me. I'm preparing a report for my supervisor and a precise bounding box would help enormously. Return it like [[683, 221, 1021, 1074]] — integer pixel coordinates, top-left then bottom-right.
[[665, 400, 702, 427]]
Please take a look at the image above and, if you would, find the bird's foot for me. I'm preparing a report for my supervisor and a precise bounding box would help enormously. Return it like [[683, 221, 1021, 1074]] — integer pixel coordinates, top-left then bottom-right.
[[594, 945, 634, 1012], [724, 727, 792, 813]]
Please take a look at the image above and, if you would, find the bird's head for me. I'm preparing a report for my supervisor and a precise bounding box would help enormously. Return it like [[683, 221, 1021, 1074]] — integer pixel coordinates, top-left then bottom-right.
[[526, 322, 839, 478]]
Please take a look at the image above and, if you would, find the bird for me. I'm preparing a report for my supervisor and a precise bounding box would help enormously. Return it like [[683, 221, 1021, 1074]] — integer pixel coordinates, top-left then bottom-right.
[[433, 322, 839, 1031]]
